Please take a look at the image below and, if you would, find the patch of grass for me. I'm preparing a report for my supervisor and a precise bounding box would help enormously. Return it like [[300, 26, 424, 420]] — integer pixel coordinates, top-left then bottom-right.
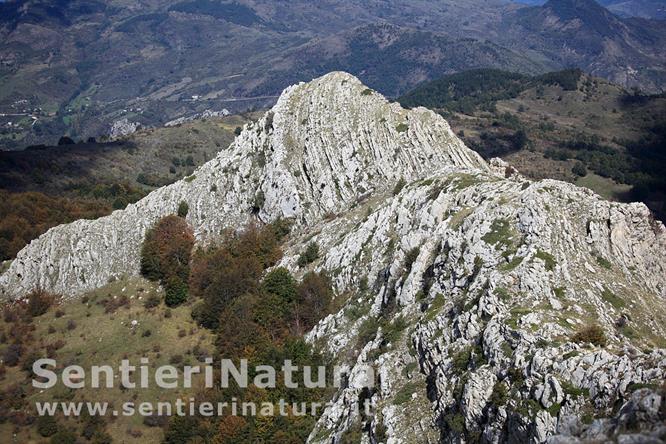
[[393, 381, 421, 405], [501, 342, 514, 357], [535, 250, 556, 271], [560, 380, 590, 398], [383, 316, 408, 344], [601, 287, 625, 309], [562, 350, 579, 360], [513, 399, 543, 418], [447, 173, 482, 192], [500, 255, 524, 272], [393, 177, 407, 195], [0, 276, 214, 443], [361, 88, 373, 96], [0, 260, 11, 275], [495, 287, 511, 301], [594, 254, 612, 270], [482, 218, 515, 250], [553, 287, 566, 299], [396, 123, 409, 133], [426, 294, 446, 321], [402, 362, 418, 378], [626, 382, 659, 392], [535, 338, 550, 348], [618, 325, 638, 339], [449, 207, 473, 230], [345, 302, 370, 322], [575, 173, 632, 203], [506, 307, 531, 329], [547, 403, 562, 417], [357, 317, 381, 346], [184, 174, 196, 183]]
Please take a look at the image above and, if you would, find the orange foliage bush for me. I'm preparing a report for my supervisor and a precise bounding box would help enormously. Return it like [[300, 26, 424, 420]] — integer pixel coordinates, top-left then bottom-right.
[[141, 215, 195, 306], [141, 215, 195, 282]]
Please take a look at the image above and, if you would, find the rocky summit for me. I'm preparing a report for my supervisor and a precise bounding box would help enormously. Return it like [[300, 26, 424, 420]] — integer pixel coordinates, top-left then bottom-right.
[[2, 72, 666, 442]]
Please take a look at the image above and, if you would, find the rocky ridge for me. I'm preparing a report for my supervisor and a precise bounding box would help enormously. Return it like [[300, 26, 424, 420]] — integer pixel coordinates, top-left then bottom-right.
[[164, 109, 231, 127], [1, 72, 665, 443], [0, 72, 485, 299]]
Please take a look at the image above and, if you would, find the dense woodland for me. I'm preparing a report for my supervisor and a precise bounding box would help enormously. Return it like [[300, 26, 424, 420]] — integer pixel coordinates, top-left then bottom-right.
[[399, 69, 582, 113], [142, 217, 336, 443]]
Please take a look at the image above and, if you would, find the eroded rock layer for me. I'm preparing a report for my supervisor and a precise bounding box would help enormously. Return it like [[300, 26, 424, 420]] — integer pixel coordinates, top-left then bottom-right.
[[1, 72, 665, 443]]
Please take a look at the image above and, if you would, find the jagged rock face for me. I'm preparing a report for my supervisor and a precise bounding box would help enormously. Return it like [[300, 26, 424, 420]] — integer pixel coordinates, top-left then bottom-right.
[[2, 72, 666, 443], [0, 72, 485, 299], [108, 118, 140, 139], [164, 109, 230, 127], [296, 162, 666, 443]]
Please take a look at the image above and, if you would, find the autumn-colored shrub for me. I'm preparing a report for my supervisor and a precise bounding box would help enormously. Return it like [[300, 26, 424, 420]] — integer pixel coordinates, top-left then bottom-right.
[[141, 215, 194, 283], [140, 215, 194, 306], [572, 324, 607, 347], [216, 415, 249, 442], [165, 219, 333, 442], [2, 343, 22, 367], [100, 295, 130, 314], [190, 245, 263, 329], [26, 288, 56, 317]]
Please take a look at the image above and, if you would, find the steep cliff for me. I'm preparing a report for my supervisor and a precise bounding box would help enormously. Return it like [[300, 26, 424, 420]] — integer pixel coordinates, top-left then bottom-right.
[[1, 72, 665, 443]]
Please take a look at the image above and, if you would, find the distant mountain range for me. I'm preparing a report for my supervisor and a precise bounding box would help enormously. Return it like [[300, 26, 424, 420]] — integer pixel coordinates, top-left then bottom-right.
[[518, 0, 666, 19], [0, 0, 665, 148]]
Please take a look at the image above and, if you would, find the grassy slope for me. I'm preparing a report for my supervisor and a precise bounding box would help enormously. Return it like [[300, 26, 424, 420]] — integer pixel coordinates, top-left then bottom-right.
[[0, 276, 214, 443]]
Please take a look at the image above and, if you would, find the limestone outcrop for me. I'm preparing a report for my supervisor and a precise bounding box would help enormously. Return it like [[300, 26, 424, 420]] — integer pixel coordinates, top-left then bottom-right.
[[2, 72, 665, 443]]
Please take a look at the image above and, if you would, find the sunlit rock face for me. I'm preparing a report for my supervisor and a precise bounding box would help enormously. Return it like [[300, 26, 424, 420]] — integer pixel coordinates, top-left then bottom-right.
[[2, 72, 665, 444]]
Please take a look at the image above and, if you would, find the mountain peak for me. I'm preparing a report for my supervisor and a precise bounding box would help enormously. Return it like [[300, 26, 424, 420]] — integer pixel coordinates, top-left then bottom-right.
[[0, 72, 487, 299], [542, 0, 620, 25]]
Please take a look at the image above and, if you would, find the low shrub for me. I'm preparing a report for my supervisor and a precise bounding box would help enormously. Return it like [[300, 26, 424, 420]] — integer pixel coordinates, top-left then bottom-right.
[[489, 382, 509, 406], [143, 294, 161, 309], [27, 289, 56, 317], [297, 242, 319, 267], [36, 415, 59, 437], [572, 324, 607, 347], [177, 201, 189, 218], [164, 276, 188, 307], [404, 247, 420, 272]]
